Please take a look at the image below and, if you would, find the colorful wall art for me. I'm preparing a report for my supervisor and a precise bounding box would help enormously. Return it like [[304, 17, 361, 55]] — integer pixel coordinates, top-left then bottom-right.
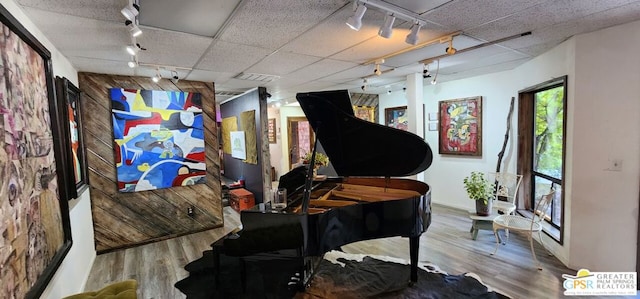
[[110, 88, 206, 192], [438, 96, 483, 156], [0, 5, 73, 299]]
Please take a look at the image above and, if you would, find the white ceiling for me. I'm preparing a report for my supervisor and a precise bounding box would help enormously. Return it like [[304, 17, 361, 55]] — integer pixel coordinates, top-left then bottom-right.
[[15, 0, 640, 102]]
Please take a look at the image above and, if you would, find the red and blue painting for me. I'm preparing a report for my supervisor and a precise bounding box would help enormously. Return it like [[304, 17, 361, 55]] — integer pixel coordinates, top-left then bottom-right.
[[110, 88, 206, 192]]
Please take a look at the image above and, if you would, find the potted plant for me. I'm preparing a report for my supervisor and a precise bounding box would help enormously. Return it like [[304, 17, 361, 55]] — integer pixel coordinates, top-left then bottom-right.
[[463, 171, 495, 216], [302, 152, 329, 177]]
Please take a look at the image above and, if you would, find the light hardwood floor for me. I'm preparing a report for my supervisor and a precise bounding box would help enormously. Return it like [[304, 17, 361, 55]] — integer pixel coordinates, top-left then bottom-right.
[[85, 204, 601, 299]]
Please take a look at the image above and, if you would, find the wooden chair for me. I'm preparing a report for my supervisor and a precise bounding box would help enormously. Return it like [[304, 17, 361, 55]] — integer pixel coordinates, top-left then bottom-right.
[[491, 189, 555, 270]]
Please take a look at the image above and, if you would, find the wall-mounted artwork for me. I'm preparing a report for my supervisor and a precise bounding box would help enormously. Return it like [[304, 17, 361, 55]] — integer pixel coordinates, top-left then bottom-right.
[[221, 116, 237, 154], [239, 110, 257, 164], [110, 88, 206, 192], [438, 96, 483, 156], [385, 106, 408, 131], [353, 105, 375, 122], [0, 5, 73, 299], [267, 118, 276, 144], [56, 76, 88, 195], [230, 131, 246, 159]]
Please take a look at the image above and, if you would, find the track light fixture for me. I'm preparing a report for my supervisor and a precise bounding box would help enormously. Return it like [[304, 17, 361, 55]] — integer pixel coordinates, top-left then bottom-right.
[[361, 78, 368, 91], [126, 44, 139, 56], [445, 39, 457, 55], [127, 59, 137, 68], [170, 70, 179, 84], [406, 22, 421, 45], [151, 68, 162, 83], [346, 3, 367, 31], [121, 3, 139, 21], [125, 20, 142, 37], [423, 65, 431, 79], [378, 13, 395, 38], [348, 0, 428, 45]]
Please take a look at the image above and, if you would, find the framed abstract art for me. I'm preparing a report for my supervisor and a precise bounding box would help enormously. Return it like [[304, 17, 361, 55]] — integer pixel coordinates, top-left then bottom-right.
[[109, 88, 207, 192], [56, 76, 89, 195], [0, 4, 73, 299], [438, 96, 483, 156], [384, 106, 408, 131]]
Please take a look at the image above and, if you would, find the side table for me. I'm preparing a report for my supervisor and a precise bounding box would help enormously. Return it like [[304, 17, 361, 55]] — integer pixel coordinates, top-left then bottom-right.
[[468, 211, 502, 243]]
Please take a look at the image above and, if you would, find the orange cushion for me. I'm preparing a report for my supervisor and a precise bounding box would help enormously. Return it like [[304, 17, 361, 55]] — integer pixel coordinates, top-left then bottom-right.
[[63, 280, 137, 299]]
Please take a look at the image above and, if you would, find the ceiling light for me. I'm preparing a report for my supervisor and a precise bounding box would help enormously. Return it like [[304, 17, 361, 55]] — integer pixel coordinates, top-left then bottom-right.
[[125, 45, 139, 56], [125, 20, 142, 37], [151, 68, 161, 83], [127, 60, 137, 68], [374, 64, 382, 76], [275, 102, 281, 107], [405, 22, 421, 45], [170, 71, 179, 84], [446, 39, 457, 55], [378, 14, 395, 38], [361, 78, 368, 91], [121, 3, 139, 21], [346, 4, 367, 31], [423, 63, 431, 78]]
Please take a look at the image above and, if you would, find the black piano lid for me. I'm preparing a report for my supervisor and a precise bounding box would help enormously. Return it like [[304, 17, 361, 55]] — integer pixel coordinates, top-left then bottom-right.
[[296, 90, 433, 177]]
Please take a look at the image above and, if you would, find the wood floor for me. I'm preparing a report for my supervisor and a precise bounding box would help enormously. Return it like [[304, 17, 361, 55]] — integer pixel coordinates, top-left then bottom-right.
[[85, 204, 581, 299]]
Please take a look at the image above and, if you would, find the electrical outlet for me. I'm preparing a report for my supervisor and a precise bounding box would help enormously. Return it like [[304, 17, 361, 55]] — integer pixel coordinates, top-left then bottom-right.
[[187, 206, 195, 217]]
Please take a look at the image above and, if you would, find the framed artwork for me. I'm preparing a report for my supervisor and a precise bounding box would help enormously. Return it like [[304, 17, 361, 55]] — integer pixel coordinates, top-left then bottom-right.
[[0, 4, 73, 299], [353, 105, 375, 122], [385, 106, 408, 131], [438, 96, 483, 156], [267, 118, 276, 143], [230, 131, 246, 159], [56, 76, 88, 195], [110, 88, 207, 192]]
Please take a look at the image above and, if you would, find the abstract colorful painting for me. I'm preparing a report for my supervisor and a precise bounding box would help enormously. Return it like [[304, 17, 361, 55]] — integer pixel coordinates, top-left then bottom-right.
[[438, 96, 482, 156], [110, 88, 206, 192], [385, 106, 408, 131]]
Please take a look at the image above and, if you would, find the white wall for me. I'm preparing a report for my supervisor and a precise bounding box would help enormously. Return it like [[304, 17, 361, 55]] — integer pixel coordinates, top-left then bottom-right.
[[379, 20, 640, 271], [568, 20, 640, 272], [0, 0, 95, 297]]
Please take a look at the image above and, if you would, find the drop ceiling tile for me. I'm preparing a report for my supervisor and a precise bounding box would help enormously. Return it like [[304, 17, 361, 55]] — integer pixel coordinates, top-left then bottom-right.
[[138, 0, 241, 37], [22, 9, 130, 61], [424, 0, 548, 30], [218, 0, 350, 49], [384, 0, 453, 14], [245, 51, 322, 76], [18, 0, 122, 22], [286, 59, 360, 83], [197, 41, 273, 73], [71, 57, 136, 76], [185, 70, 236, 84], [440, 50, 529, 73], [134, 28, 213, 67]]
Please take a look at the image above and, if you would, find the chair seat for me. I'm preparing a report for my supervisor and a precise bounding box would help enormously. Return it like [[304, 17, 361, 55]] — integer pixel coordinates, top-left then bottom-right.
[[493, 215, 542, 232]]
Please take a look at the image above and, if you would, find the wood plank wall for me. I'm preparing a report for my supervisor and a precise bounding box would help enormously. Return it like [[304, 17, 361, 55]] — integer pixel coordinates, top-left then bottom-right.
[[350, 93, 379, 123], [78, 73, 223, 253]]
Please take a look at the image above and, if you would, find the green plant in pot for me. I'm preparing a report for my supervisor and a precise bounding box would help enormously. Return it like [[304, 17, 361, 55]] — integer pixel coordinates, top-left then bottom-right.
[[463, 171, 496, 216]]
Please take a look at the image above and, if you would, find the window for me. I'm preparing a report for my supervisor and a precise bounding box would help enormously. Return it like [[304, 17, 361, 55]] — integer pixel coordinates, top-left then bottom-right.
[[517, 76, 567, 243]]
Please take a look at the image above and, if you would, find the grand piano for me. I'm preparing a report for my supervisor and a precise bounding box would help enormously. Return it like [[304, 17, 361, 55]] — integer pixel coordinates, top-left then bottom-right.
[[215, 90, 433, 292]]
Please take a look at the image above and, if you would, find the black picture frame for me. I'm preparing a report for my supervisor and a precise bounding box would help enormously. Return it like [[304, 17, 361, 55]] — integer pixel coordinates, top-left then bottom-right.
[[56, 76, 89, 195], [0, 4, 73, 299]]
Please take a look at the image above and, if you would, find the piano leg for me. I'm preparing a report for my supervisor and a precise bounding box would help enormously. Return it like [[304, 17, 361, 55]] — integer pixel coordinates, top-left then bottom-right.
[[409, 235, 419, 283]]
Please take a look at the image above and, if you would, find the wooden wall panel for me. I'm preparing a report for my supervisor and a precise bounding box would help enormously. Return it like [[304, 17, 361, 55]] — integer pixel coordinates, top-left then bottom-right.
[[78, 72, 223, 253]]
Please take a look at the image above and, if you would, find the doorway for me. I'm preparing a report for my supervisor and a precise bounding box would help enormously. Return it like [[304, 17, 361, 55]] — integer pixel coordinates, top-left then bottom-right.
[[287, 117, 314, 170]]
